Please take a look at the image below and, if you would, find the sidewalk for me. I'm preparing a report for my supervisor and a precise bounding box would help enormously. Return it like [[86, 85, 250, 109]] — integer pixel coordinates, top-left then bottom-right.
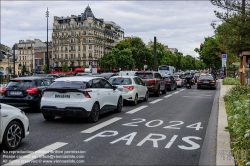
[[216, 80, 235, 166]]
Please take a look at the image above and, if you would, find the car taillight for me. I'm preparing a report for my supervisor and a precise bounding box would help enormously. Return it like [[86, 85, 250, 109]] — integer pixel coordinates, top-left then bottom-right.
[[26, 88, 39, 95], [1, 87, 6, 94], [176, 78, 180, 81], [166, 80, 171, 83], [210, 80, 215, 83], [149, 79, 156, 84], [81, 90, 91, 98], [123, 86, 134, 91]]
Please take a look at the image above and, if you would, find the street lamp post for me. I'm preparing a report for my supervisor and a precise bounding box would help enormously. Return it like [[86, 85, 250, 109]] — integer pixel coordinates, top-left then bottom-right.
[[45, 7, 49, 73]]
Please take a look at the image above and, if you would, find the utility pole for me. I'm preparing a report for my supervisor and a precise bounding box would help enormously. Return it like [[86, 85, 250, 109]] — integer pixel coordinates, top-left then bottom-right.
[[46, 7, 49, 73], [12, 44, 17, 77], [154, 36, 156, 71]]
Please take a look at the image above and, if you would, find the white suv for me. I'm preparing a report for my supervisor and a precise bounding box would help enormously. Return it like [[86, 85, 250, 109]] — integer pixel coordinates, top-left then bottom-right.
[[109, 76, 149, 106], [40, 76, 123, 122]]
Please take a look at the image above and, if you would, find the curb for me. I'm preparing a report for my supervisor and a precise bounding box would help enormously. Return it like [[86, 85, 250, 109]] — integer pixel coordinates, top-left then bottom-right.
[[216, 80, 235, 166]]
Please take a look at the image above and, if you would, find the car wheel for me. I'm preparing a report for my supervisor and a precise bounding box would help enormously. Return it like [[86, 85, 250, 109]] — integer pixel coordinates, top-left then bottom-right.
[[144, 91, 149, 101], [162, 86, 167, 94], [2, 121, 23, 150], [88, 103, 100, 123], [132, 94, 138, 106], [155, 87, 160, 97], [114, 97, 123, 113], [43, 115, 55, 121]]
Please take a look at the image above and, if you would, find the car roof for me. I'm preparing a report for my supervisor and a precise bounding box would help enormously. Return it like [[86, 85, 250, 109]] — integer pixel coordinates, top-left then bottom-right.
[[54, 76, 103, 82], [135, 71, 157, 73], [10, 76, 50, 81], [110, 76, 137, 78]]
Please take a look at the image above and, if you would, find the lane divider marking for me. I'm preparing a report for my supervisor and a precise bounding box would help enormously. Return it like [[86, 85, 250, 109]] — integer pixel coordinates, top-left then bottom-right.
[[80, 117, 122, 133], [150, 99, 163, 104], [126, 105, 148, 114]]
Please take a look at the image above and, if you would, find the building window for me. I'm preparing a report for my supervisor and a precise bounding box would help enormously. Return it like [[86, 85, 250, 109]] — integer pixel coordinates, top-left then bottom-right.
[[88, 23, 91, 28], [89, 53, 92, 57], [78, 46, 80, 51], [89, 46, 92, 49], [89, 38, 92, 43]]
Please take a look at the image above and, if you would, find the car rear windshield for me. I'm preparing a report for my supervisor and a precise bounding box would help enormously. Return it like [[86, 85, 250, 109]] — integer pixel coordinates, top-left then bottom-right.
[[7, 80, 34, 88], [109, 77, 132, 85], [173, 76, 179, 79], [199, 76, 214, 80], [135, 73, 153, 79], [49, 81, 87, 89]]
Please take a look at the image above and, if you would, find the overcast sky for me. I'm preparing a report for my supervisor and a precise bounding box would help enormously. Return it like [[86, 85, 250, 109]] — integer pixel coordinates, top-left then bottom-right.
[[1, 0, 224, 57]]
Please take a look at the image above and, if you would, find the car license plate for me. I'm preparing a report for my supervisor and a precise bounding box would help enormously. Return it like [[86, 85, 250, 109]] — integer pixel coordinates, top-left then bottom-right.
[[9, 91, 22, 96], [187, 84, 190, 86], [204, 81, 209, 83], [55, 94, 70, 98]]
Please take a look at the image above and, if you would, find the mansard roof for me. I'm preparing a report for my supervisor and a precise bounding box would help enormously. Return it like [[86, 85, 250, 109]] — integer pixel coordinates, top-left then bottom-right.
[[57, 5, 104, 25]]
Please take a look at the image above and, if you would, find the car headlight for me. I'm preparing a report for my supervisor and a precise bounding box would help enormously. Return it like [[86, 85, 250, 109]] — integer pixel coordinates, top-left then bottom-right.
[[20, 110, 25, 114]]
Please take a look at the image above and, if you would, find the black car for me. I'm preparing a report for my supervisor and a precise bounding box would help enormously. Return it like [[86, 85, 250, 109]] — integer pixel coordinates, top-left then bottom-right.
[[197, 75, 217, 89], [0, 77, 53, 111], [164, 76, 177, 91]]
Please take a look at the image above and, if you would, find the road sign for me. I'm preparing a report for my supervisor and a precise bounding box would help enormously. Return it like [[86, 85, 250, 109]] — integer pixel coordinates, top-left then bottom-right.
[[222, 54, 227, 59], [222, 54, 227, 67]]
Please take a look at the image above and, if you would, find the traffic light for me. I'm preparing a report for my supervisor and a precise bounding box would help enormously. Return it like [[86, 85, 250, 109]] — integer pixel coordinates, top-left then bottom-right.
[[200, 44, 203, 51], [144, 59, 146, 65]]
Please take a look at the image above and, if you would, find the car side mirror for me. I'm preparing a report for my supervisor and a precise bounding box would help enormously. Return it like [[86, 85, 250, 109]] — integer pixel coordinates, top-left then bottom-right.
[[112, 85, 117, 90]]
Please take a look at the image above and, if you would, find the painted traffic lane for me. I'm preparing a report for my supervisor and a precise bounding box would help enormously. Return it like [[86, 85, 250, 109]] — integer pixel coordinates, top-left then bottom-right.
[[2, 87, 217, 165], [8, 87, 217, 166], [0, 89, 180, 154]]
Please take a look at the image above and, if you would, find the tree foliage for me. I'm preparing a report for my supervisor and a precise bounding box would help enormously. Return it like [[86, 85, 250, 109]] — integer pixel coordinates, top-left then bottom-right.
[[62, 63, 68, 72], [43, 64, 49, 73], [99, 53, 117, 70], [210, 0, 250, 54]]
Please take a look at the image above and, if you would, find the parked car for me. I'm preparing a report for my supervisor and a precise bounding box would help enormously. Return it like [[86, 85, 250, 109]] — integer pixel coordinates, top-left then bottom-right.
[[173, 75, 184, 87], [100, 73, 119, 80], [134, 71, 166, 97], [109, 76, 149, 106], [40, 76, 123, 122], [197, 75, 217, 89], [1, 77, 53, 111], [164, 76, 177, 91], [0, 103, 29, 150]]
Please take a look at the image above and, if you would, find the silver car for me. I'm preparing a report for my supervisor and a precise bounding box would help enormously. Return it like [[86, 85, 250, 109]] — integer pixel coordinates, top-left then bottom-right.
[[173, 75, 185, 87]]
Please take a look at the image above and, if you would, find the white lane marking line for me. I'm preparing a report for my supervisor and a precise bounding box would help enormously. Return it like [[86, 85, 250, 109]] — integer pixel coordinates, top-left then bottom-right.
[[126, 105, 148, 114], [80, 117, 122, 133], [180, 89, 185, 91], [150, 99, 163, 104], [3, 142, 68, 166], [164, 94, 172, 98], [172, 91, 179, 94], [182, 96, 211, 98]]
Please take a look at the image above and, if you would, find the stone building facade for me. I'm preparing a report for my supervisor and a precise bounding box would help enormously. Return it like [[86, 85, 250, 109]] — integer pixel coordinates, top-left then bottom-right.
[[52, 5, 124, 68]]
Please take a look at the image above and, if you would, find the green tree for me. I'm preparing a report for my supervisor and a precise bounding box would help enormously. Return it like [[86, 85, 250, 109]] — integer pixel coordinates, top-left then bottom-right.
[[195, 37, 222, 71], [62, 63, 68, 72], [43, 64, 49, 73], [114, 48, 134, 70], [210, 0, 250, 54], [99, 53, 117, 70], [21, 65, 27, 74]]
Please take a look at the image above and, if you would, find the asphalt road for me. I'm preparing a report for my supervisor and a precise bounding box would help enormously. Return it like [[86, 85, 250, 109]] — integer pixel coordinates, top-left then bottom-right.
[[1, 85, 217, 166]]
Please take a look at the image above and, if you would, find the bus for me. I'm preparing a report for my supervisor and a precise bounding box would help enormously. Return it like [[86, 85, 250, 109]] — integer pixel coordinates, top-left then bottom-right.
[[158, 65, 175, 77]]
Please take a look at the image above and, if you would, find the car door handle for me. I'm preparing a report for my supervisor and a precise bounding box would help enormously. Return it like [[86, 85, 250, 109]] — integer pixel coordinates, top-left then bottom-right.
[[2, 115, 8, 117]]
